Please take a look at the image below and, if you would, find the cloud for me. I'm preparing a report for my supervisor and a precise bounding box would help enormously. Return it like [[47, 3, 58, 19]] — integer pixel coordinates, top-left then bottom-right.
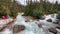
[[48, 0, 60, 3], [16, 0, 27, 6], [16, 0, 60, 6]]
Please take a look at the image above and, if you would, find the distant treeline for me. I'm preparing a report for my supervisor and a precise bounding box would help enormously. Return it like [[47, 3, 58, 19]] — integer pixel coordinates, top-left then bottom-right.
[[24, 0, 60, 16], [0, 0, 60, 18]]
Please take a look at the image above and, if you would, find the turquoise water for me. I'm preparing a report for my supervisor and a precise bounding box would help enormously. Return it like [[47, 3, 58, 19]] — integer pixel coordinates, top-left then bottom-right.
[[0, 13, 60, 34], [13, 13, 45, 34]]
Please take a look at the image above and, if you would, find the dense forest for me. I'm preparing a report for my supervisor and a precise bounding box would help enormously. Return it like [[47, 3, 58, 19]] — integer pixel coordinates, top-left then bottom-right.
[[0, 0, 24, 18], [0, 0, 60, 18]]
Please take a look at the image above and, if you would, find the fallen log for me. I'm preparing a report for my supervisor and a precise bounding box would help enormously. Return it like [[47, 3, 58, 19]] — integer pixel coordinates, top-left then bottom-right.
[[0, 19, 15, 32]]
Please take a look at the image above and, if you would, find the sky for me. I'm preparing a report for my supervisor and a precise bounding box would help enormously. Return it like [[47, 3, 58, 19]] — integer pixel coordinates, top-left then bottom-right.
[[16, 0, 60, 6]]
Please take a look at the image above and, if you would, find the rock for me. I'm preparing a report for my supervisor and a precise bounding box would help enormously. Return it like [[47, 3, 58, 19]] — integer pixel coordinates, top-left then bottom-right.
[[58, 22, 60, 25], [56, 26, 60, 29], [25, 19, 30, 22], [47, 19, 52, 22], [38, 24, 42, 28], [53, 22, 58, 24], [13, 25, 25, 33], [35, 16, 40, 19], [48, 28, 57, 34], [56, 20, 60, 25]]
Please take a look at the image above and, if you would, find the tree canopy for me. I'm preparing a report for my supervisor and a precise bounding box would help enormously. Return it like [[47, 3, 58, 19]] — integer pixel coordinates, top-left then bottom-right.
[[0, 0, 60, 18], [24, 0, 60, 17], [0, 0, 24, 18]]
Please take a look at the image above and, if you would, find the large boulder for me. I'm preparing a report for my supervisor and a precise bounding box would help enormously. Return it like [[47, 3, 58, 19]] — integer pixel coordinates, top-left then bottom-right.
[[13, 25, 25, 33]]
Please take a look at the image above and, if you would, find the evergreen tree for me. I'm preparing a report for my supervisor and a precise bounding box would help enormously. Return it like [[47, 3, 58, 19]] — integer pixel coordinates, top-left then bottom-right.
[[0, 0, 23, 18]]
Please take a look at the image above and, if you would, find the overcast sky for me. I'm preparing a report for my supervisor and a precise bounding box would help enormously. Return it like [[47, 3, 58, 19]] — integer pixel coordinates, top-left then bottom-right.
[[16, 0, 60, 6]]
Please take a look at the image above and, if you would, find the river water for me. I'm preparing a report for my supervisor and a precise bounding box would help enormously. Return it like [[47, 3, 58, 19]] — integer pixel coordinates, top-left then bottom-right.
[[0, 13, 60, 34]]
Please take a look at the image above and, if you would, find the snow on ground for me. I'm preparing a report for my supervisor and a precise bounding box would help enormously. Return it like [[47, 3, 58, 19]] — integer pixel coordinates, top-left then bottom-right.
[[0, 18, 13, 28]]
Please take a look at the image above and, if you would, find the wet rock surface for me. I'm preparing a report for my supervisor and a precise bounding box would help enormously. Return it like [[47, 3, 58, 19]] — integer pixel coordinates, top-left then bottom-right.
[[47, 19, 52, 22], [38, 24, 42, 28], [56, 26, 60, 29], [48, 28, 57, 34], [0, 13, 60, 34], [56, 20, 60, 25], [53, 22, 58, 24], [13, 25, 25, 33]]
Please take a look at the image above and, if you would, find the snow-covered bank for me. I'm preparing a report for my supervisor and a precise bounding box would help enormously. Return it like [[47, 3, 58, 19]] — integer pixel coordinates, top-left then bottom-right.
[[0, 18, 13, 28]]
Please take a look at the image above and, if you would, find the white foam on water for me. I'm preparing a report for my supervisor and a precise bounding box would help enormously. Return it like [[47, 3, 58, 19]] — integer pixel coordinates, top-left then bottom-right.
[[13, 13, 46, 34], [39, 20, 58, 29], [1, 13, 59, 34], [0, 28, 13, 34]]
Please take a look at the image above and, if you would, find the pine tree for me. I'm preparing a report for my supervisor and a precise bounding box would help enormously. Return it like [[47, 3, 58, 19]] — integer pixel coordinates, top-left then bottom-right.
[[0, 0, 23, 18]]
